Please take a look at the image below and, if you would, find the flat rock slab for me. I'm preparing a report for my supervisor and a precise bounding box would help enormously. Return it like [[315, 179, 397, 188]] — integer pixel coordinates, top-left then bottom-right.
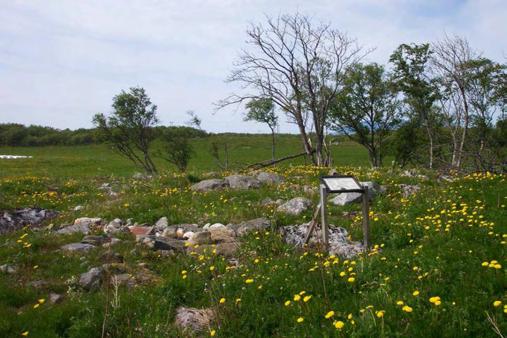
[[190, 179, 229, 192], [231, 217, 271, 236], [79, 267, 103, 290], [129, 226, 154, 236], [61, 243, 95, 252], [56, 223, 90, 235]]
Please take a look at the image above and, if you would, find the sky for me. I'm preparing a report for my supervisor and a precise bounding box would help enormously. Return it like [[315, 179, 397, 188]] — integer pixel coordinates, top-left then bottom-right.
[[0, 0, 506, 133]]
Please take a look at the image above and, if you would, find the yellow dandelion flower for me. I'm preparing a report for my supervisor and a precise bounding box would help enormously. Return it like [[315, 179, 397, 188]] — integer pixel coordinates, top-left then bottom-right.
[[325, 311, 335, 319], [396, 300, 404, 306], [210, 329, 216, 336], [347, 277, 355, 283], [334, 320, 345, 329], [245, 279, 254, 284], [284, 300, 291, 306], [412, 290, 420, 296], [297, 317, 304, 323], [493, 300, 502, 307], [293, 294, 301, 301], [376, 310, 385, 318], [219, 298, 226, 304], [21, 331, 29, 336], [303, 295, 312, 302], [402, 305, 413, 313]]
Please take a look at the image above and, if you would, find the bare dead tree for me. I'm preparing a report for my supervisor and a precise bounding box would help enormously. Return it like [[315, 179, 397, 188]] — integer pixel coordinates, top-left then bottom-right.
[[431, 35, 476, 169], [217, 13, 365, 166]]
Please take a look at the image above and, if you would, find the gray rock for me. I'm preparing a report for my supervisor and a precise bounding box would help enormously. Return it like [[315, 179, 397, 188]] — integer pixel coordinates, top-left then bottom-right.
[[190, 179, 229, 192], [281, 222, 364, 258], [225, 175, 261, 189], [256, 172, 284, 185], [277, 197, 312, 215], [79, 267, 103, 290], [330, 181, 381, 206], [155, 216, 168, 228], [329, 192, 362, 206], [81, 235, 109, 246], [399, 184, 421, 197], [175, 306, 215, 333], [49, 292, 63, 304], [103, 218, 126, 234], [209, 227, 236, 243], [28, 280, 48, 288], [61, 243, 95, 252], [74, 217, 102, 227], [188, 231, 212, 245], [0, 264, 17, 274], [152, 237, 186, 252], [232, 217, 271, 236], [56, 223, 91, 235], [111, 273, 136, 288]]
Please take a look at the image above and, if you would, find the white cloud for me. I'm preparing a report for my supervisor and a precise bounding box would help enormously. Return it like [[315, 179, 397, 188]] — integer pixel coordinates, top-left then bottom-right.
[[0, 0, 505, 133]]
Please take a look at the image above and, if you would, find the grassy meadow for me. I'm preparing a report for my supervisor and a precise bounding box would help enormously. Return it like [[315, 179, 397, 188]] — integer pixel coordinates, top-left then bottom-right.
[[0, 135, 505, 337]]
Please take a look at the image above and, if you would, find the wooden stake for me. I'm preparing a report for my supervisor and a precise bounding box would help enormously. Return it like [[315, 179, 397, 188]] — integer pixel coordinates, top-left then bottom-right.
[[320, 184, 329, 251], [361, 187, 370, 248]]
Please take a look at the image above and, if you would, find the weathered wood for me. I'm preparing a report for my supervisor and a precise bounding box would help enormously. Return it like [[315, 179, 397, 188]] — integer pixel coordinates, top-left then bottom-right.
[[320, 184, 329, 250], [303, 202, 322, 245], [361, 187, 370, 248], [246, 150, 315, 170]]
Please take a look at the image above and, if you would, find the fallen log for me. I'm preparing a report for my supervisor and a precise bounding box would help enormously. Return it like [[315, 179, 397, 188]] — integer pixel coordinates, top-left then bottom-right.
[[245, 150, 315, 170]]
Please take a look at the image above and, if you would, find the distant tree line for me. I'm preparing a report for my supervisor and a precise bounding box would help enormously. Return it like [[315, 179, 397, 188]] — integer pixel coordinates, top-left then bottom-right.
[[220, 13, 507, 171], [0, 123, 206, 147]]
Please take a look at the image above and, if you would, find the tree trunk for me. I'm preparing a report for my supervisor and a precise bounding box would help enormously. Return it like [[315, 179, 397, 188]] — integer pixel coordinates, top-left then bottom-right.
[[270, 129, 276, 163], [425, 125, 434, 169]]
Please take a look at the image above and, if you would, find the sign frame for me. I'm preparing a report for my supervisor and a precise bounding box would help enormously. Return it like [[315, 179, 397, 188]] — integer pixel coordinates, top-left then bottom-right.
[[320, 175, 364, 193]]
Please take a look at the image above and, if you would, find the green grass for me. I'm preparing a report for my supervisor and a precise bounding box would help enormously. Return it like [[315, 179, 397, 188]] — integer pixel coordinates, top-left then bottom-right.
[[0, 136, 505, 337], [0, 134, 370, 178]]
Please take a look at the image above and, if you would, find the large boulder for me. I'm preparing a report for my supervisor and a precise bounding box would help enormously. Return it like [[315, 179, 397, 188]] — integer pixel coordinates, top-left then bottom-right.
[[277, 197, 312, 216], [256, 172, 284, 185], [175, 307, 215, 333], [79, 267, 103, 290], [190, 179, 229, 192], [225, 175, 261, 189]]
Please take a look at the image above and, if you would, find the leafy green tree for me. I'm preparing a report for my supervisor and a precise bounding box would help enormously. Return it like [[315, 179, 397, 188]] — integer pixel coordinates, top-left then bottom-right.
[[245, 98, 278, 161], [93, 87, 158, 174], [390, 43, 439, 168], [160, 129, 193, 172], [330, 63, 401, 167]]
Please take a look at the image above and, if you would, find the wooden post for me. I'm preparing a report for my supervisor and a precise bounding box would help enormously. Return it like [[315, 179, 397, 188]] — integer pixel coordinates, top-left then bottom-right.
[[361, 187, 370, 248], [320, 184, 329, 251]]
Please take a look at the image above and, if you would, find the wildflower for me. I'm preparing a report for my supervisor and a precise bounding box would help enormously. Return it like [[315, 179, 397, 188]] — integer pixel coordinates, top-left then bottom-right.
[[235, 298, 241, 304], [303, 295, 312, 302], [376, 310, 385, 318], [396, 300, 404, 306], [210, 329, 216, 336], [209, 266, 215, 271], [21, 331, 29, 336], [33, 303, 39, 309], [412, 290, 420, 296], [493, 300, 502, 307], [293, 294, 301, 301], [325, 311, 335, 319], [245, 279, 254, 284], [402, 305, 413, 313], [219, 298, 226, 304], [429, 296, 441, 306], [284, 300, 291, 306], [334, 320, 345, 329], [347, 277, 355, 283], [297, 317, 304, 323], [38, 298, 45, 304]]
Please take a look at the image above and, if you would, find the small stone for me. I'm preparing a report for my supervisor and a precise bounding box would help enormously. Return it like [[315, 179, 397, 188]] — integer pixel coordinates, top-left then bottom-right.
[[0, 264, 17, 274], [209, 227, 236, 243], [61, 243, 95, 252], [190, 179, 229, 192], [79, 267, 103, 290], [129, 226, 154, 236], [277, 197, 312, 216], [73, 205, 84, 211], [175, 307, 215, 333], [256, 172, 284, 185], [81, 235, 109, 246], [49, 292, 63, 304], [155, 216, 168, 229], [56, 223, 90, 235], [188, 231, 212, 245], [209, 223, 225, 229], [225, 175, 261, 189]]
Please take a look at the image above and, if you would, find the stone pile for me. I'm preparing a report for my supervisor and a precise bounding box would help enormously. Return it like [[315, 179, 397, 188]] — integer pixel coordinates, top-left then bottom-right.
[[0, 208, 58, 234], [190, 172, 284, 192]]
